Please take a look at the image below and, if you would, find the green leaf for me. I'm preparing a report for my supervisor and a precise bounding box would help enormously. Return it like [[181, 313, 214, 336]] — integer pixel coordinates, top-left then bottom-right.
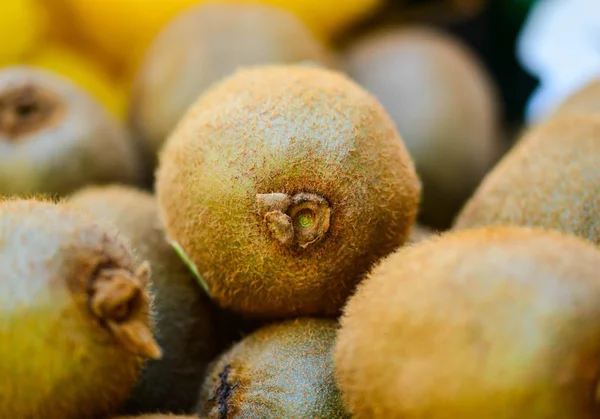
[[169, 239, 210, 295]]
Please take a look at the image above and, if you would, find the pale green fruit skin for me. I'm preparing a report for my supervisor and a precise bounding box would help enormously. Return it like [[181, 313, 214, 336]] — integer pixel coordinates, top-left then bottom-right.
[[454, 115, 600, 246], [69, 185, 225, 415], [335, 226, 600, 419], [0, 66, 143, 197], [0, 199, 147, 419], [198, 318, 351, 419]]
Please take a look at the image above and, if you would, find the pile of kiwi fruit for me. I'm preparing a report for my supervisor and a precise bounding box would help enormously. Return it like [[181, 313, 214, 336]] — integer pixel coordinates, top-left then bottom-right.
[[4, 1, 600, 418]]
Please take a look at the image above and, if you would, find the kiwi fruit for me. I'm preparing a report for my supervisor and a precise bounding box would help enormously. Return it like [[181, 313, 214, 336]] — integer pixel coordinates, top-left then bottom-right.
[[69, 185, 225, 415], [129, 2, 337, 171], [197, 318, 350, 419], [156, 64, 421, 318], [552, 77, 600, 117], [0, 66, 142, 197], [0, 198, 161, 419], [342, 26, 501, 229], [454, 114, 600, 245], [335, 226, 600, 418]]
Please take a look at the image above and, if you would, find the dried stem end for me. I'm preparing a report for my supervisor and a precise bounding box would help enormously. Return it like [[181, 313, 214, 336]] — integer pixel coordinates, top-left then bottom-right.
[[256, 191, 331, 249], [88, 261, 162, 359]]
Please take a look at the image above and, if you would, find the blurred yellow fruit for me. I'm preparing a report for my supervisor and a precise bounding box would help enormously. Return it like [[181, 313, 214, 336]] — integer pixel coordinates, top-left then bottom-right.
[[24, 45, 127, 119], [42, 0, 123, 78], [241, 0, 383, 38], [0, 0, 48, 64], [52, 0, 382, 73]]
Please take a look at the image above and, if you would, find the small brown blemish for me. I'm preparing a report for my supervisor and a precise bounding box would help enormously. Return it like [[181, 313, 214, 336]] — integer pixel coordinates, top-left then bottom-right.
[[208, 364, 239, 419]]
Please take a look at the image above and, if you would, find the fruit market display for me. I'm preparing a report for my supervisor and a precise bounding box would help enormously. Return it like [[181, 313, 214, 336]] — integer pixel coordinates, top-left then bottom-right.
[[4, 1, 600, 418]]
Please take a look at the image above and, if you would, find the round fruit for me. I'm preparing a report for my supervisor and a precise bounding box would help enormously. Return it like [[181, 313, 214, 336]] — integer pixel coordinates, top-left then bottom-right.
[[69, 185, 224, 415], [343, 26, 502, 229], [0, 198, 161, 419], [156, 64, 421, 318], [335, 226, 600, 418], [129, 2, 337, 167], [0, 66, 143, 197], [198, 318, 350, 418], [454, 114, 600, 245]]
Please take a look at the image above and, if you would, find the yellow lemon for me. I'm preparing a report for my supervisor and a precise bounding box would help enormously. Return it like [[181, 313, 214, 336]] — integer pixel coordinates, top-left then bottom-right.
[[24, 45, 127, 119], [0, 0, 48, 64], [52, 0, 382, 73]]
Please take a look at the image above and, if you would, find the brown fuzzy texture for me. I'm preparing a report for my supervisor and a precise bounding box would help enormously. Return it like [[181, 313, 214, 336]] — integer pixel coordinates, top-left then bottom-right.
[[0, 198, 158, 419], [553, 78, 600, 118], [198, 318, 350, 419], [129, 1, 337, 170], [156, 64, 421, 318], [343, 26, 502, 229], [454, 115, 600, 245], [69, 185, 226, 415], [0, 66, 143, 197], [335, 226, 600, 418]]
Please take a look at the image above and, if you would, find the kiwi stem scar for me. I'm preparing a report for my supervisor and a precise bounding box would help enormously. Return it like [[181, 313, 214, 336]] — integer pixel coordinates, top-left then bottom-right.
[[86, 262, 162, 359], [169, 238, 211, 294], [256, 191, 331, 248], [297, 210, 314, 228]]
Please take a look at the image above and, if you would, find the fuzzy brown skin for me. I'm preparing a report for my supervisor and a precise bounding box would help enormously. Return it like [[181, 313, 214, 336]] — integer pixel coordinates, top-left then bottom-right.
[[0, 66, 143, 197], [197, 318, 350, 419], [0, 198, 160, 419], [343, 26, 501, 229], [129, 2, 337, 172], [69, 185, 226, 415], [335, 226, 600, 418], [454, 115, 600, 245], [156, 64, 421, 318], [552, 78, 600, 118]]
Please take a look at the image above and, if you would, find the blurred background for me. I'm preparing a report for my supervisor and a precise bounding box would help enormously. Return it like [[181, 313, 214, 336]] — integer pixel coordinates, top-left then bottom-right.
[[0, 0, 540, 125], [5, 0, 593, 230]]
